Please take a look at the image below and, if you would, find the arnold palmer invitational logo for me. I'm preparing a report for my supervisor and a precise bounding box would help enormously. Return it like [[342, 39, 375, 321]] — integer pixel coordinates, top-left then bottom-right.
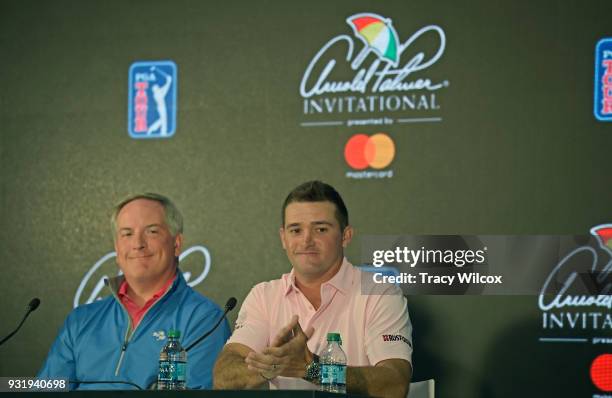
[[299, 13, 448, 128], [538, 224, 612, 342]]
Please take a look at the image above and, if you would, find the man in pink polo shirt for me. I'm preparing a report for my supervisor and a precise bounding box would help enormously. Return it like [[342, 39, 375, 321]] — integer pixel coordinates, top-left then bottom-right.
[[214, 181, 413, 397]]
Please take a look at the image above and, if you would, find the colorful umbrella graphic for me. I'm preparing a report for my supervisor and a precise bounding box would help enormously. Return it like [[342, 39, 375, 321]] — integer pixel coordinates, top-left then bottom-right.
[[591, 224, 612, 254], [347, 13, 401, 68]]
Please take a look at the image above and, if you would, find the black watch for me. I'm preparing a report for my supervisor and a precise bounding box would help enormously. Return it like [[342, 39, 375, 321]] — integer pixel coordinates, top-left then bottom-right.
[[304, 353, 320, 383]]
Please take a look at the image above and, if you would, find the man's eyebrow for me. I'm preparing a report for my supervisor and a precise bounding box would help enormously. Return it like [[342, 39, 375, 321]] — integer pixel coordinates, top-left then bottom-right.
[[145, 223, 163, 228], [118, 224, 163, 231], [311, 221, 333, 226], [285, 221, 334, 228]]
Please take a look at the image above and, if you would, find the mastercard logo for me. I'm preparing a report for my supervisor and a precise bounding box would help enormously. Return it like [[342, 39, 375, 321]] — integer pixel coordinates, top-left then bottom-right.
[[591, 354, 612, 392], [344, 133, 395, 170]]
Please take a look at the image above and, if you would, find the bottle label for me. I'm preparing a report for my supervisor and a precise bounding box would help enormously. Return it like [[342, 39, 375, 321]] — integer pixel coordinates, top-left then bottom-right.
[[158, 360, 171, 383], [320, 364, 346, 385], [158, 361, 186, 382], [169, 361, 186, 382]]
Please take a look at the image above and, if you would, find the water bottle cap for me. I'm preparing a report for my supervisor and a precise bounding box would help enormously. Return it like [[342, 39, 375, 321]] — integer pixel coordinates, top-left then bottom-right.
[[327, 332, 341, 343], [168, 329, 181, 338]]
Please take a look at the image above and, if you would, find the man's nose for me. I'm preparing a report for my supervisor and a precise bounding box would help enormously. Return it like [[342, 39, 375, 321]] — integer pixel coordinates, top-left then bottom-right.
[[302, 229, 314, 245], [132, 233, 146, 249]]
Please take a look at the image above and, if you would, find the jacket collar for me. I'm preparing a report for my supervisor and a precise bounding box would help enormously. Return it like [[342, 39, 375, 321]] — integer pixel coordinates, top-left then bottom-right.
[[105, 268, 184, 296]]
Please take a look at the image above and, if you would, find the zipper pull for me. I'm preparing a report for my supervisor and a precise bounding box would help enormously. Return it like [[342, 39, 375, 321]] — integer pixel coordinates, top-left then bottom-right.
[[115, 342, 129, 376]]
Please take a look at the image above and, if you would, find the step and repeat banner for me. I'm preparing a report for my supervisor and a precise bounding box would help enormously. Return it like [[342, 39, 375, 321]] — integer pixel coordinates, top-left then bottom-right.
[[1, 1, 611, 397]]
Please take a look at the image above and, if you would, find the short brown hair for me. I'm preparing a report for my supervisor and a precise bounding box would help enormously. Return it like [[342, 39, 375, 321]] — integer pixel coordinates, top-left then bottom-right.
[[281, 181, 349, 230]]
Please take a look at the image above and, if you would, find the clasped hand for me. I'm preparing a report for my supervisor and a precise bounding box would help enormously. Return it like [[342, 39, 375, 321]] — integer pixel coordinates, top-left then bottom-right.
[[244, 315, 314, 380]]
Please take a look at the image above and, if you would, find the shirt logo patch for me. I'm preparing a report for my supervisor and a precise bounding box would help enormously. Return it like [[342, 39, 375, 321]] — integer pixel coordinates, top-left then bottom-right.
[[234, 310, 247, 330], [153, 330, 166, 341], [382, 334, 411, 347]]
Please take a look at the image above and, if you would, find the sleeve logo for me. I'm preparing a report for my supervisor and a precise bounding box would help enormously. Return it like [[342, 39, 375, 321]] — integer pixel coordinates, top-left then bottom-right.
[[381, 334, 412, 347]]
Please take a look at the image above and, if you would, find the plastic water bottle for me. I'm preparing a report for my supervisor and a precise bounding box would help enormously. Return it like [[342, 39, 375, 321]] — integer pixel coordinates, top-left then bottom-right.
[[320, 332, 347, 394], [157, 329, 187, 390]]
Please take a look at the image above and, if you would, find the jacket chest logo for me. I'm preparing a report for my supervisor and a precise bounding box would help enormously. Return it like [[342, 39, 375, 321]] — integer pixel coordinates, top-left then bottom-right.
[[152, 330, 166, 341]]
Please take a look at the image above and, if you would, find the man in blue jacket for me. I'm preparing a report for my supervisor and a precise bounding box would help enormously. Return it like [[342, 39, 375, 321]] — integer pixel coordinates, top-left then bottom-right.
[[38, 193, 230, 390]]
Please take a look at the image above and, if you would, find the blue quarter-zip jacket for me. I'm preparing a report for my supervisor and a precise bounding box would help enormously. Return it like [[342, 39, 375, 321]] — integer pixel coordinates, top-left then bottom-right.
[[37, 272, 230, 390]]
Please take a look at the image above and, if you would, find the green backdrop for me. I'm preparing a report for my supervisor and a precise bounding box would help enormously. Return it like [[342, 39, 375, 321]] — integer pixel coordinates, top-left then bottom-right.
[[1, 1, 611, 397]]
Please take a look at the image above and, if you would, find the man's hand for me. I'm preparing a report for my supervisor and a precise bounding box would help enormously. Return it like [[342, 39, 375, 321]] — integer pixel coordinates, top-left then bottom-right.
[[245, 315, 315, 379]]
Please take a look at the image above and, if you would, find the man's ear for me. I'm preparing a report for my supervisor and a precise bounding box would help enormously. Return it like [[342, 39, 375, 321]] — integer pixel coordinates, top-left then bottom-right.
[[174, 233, 183, 256], [341, 226, 353, 248], [279, 227, 287, 250]]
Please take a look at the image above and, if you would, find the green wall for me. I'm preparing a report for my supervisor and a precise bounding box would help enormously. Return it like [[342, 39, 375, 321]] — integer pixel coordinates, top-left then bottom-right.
[[1, 1, 610, 397]]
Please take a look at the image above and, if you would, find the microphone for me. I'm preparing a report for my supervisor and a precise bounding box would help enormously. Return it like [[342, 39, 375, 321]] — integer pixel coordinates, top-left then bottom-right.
[[0, 298, 41, 346], [225, 297, 238, 312], [185, 297, 237, 352], [28, 298, 41, 312]]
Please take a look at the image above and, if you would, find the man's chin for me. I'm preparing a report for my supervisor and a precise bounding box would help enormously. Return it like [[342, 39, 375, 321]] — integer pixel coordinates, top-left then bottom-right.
[[293, 256, 319, 266], [122, 264, 157, 280], [122, 264, 175, 283], [123, 270, 152, 283], [294, 262, 325, 276]]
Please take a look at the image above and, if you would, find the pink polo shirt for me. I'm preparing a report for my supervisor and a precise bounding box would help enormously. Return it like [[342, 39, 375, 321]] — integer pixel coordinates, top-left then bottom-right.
[[228, 258, 412, 367]]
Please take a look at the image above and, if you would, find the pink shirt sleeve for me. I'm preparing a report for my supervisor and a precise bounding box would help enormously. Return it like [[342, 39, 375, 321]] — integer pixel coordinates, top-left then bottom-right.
[[364, 287, 413, 366], [227, 283, 270, 353]]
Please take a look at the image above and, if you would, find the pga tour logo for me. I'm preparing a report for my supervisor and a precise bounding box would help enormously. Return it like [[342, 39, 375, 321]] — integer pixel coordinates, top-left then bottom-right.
[[128, 60, 178, 138], [594, 38, 612, 122]]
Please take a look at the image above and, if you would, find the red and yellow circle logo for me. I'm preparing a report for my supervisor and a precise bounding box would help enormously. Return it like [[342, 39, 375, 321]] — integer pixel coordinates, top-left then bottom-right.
[[591, 354, 612, 392], [344, 133, 395, 170]]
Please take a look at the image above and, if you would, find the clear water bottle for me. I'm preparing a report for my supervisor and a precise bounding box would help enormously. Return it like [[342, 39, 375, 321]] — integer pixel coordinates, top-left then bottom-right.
[[157, 329, 187, 390], [320, 332, 347, 394]]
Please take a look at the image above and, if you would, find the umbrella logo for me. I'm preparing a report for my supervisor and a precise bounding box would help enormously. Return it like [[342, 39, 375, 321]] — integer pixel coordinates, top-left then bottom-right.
[[347, 13, 401, 69], [590, 224, 612, 255]]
